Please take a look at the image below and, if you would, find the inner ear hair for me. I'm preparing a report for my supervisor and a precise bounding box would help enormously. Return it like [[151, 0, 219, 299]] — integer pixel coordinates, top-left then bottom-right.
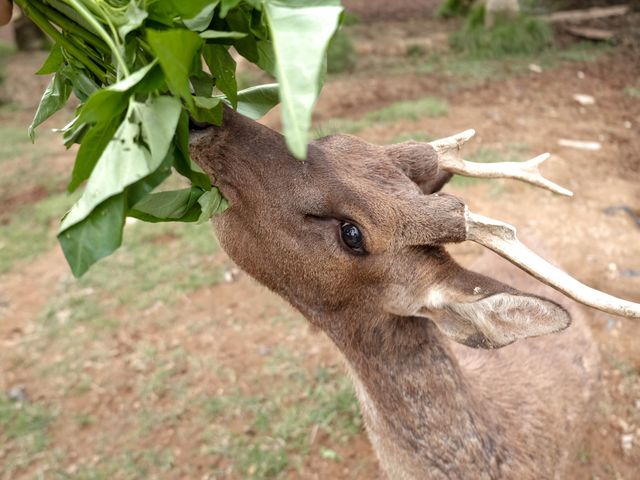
[[435, 292, 571, 349]]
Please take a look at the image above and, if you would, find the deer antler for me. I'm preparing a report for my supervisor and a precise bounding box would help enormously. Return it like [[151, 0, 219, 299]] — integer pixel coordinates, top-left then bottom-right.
[[429, 130, 573, 197], [464, 209, 640, 318]]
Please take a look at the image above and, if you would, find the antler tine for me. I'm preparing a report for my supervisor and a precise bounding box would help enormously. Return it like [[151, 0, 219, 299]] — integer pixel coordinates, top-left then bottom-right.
[[465, 208, 640, 318], [429, 129, 477, 153], [429, 131, 574, 197]]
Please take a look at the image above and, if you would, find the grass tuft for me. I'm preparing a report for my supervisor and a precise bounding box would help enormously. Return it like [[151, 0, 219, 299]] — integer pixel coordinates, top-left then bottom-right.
[[436, 0, 474, 18], [450, 6, 553, 58], [327, 30, 356, 74]]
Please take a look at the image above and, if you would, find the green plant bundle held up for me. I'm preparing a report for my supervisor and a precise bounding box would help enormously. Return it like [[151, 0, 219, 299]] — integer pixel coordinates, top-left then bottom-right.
[[15, 0, 345, 277]]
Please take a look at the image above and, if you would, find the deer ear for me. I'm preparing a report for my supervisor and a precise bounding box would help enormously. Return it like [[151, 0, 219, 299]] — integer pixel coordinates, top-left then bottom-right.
[[422, 270, 571, 349]]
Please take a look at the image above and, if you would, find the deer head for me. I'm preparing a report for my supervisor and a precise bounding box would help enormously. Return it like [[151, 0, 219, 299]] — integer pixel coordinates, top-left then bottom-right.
[[189, 107, 640, 351]]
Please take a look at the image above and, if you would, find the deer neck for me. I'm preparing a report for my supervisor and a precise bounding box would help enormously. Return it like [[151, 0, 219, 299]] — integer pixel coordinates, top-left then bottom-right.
[[323, 314, 509, 479]]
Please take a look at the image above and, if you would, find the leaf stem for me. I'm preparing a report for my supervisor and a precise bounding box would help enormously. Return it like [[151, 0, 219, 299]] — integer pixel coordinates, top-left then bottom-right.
[[14, 0, 106, 83], [63, 0, 130, 78], [29, 0, 110, 56]]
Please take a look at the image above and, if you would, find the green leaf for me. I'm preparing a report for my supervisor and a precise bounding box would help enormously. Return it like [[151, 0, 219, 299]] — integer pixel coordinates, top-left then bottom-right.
[[229, 83, 279, 120], [67, 117, 121, 192], [147, 29, 203, 107], [36, 43, 64, 75], [60, 96, 182, 233], [76, 63, 157, 125], [256, 40, 276, 75], [174, 110, 212, 189], [225, 8, 259, 62], [182, 1, 220, 31], [129, 187, 203, 222], [58, 193, 126, 278], [59, 64, 99, 101], [197, 188, 228, 223], [168, 0, 217, 19], [118, 1, 148, 39], [203, 44, 238, 108], [126, 150, 175, 207], [220, 0, 242, 18], [133, 64, 167, 94], [264, 1, 343, 159], [200, 30, 247, 40], [28, 73, 72, 141], [190, 96, 223, 125], [190, 69, 214, 97]]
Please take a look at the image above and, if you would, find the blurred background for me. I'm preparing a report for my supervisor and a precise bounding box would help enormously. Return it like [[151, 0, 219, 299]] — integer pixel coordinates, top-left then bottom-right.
[[1, 1, 639, 478]]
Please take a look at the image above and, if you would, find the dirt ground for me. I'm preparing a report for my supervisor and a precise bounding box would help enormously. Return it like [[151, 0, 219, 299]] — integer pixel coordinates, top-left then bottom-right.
[[1, 5, 640, 480]]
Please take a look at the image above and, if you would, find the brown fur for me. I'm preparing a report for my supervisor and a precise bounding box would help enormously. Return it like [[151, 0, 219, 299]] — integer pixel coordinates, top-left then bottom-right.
[[189, 108, 600, 479]]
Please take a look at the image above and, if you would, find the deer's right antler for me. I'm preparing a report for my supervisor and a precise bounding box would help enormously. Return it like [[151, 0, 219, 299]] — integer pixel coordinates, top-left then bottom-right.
[[464, 209, 640, 318], [409, 130, 640, 318], [429, 130, 573, 197]]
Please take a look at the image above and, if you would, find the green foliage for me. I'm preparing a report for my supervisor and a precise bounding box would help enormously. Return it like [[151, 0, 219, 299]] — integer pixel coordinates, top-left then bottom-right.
[[436, 0, 474, 18], [450, 6, 553, 58], [14, 0, 344, 277], [265, 1, 343, 158], [327, 29, 356, 73]]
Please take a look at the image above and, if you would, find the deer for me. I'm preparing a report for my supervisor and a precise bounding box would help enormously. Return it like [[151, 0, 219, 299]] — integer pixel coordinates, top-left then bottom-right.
[[189, 106, 640, 479]]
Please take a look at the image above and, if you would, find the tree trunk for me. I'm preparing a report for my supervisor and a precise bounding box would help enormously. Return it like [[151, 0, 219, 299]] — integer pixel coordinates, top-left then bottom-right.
[[485, 0, 520, 28]]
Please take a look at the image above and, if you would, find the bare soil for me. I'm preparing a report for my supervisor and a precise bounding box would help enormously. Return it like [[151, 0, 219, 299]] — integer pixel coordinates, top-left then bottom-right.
[[1, 9, 639, 480]]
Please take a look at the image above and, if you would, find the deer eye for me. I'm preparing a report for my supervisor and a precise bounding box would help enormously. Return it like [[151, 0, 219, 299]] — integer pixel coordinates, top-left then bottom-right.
[[340, 222, 365, 253]]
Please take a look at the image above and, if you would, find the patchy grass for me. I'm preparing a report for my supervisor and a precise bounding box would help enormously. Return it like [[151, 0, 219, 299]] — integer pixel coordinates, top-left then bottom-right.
[[0, 123, 64, 207], [60, 449, 176, 479], [554, 42, 612, 63], [38, 219, 223, 342], [315, 96, 448, 138], [0, 41, 16, 90], [0, 395, 54, 478], [624, 86, 640, 99], [395, 42, 612, 87], [201, 363, 362, 478], [0, 125, 32, 162], [385, 131, 434, 144], [606, 354, 639, 378], [0, 192, 78, 273], [367, 97, 448, 123], [577, 447, 591, 464]]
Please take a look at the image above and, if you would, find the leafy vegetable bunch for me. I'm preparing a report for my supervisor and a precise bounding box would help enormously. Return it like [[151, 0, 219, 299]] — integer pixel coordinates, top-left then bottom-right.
[[15, 0, 344, 276]]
